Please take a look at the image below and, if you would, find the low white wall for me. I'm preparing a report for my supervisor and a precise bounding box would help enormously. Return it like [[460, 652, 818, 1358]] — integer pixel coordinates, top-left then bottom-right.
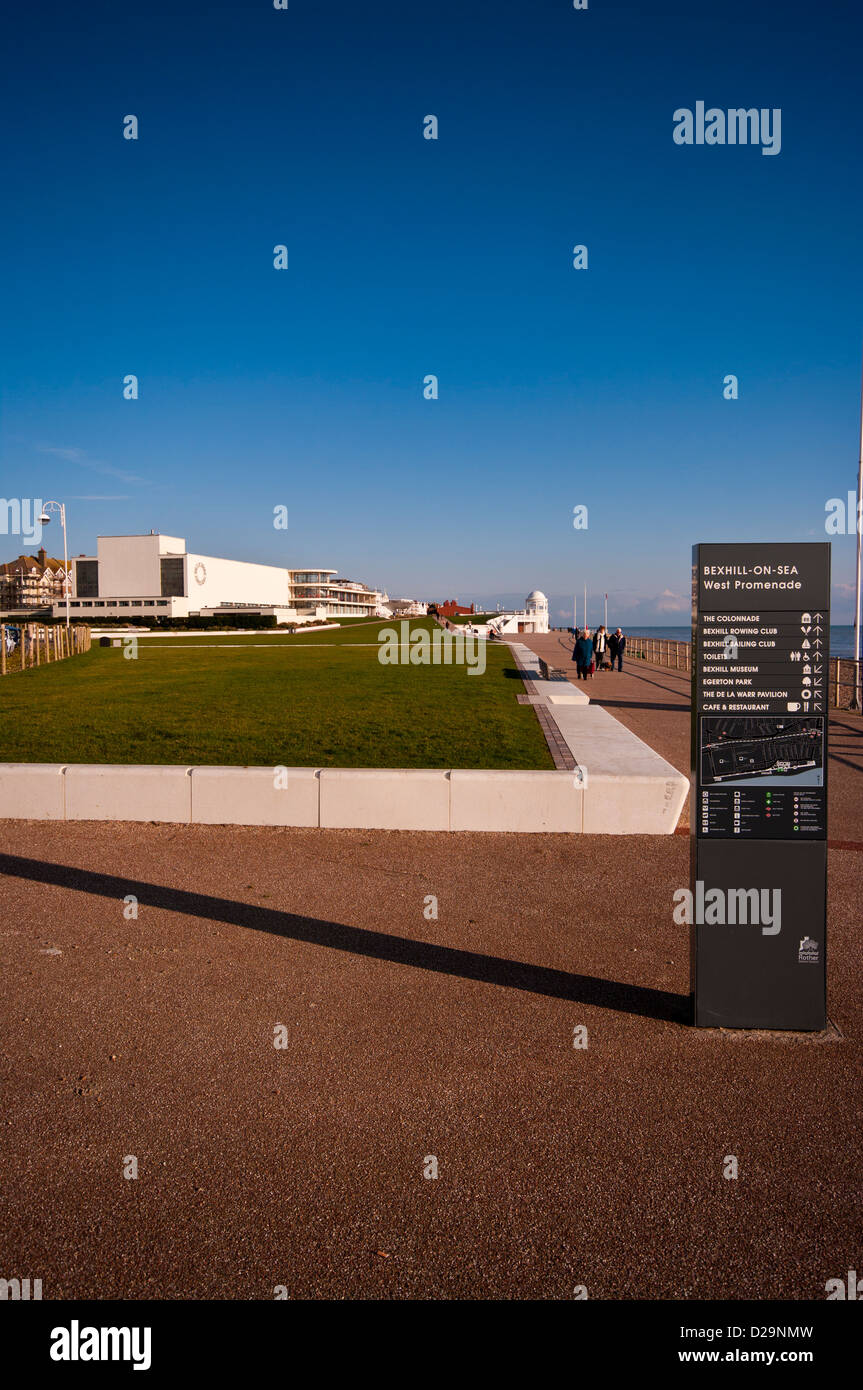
[[319, 769, 451, 830], [64, 765, 193, 823], [191, 766, 319, 827], [0, 764, 66, 820], [0, 760, 688, 834], [450, 770, 583, 832]]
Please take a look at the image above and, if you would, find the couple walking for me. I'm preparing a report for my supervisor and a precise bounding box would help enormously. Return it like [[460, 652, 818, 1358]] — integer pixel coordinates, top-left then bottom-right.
[[572, 625, 626, 680]]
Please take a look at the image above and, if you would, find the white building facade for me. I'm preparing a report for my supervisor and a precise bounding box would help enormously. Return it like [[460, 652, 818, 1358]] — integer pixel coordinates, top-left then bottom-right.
[[485, 590, 550, 637], [53, 533, 382, 622]]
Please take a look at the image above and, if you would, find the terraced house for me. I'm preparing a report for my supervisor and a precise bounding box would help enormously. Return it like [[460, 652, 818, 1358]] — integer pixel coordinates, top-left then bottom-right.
[[0, 547, 68, 610]]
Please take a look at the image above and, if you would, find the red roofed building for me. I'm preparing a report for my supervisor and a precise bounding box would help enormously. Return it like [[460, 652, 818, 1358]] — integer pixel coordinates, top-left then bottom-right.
[[437, 599, 475, 618]]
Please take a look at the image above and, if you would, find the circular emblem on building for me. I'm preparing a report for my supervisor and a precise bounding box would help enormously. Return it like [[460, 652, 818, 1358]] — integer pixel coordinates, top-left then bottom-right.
[[194, 562, 207, 586]]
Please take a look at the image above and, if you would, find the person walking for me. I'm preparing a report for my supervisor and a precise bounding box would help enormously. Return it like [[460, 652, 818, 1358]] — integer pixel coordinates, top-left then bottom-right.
[[610, 627, 626, 671], [593, 625, 608, 670], [575, 627, 595, 680]]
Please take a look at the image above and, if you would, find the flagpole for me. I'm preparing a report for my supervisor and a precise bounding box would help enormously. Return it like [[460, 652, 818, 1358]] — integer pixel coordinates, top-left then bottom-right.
[[851, 348, 863, 710]]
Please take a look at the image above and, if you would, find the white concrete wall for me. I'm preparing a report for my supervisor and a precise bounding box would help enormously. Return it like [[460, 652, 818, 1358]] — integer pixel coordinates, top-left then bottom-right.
[[319, 769, 451, 830], [96, 534, 173, 597], [64, 765, 193, 822], [450, 770, 582, 832], [191, 767, 319, 826], [0, 764, 66, 819], [0, 761, 687, 834], [186, 553, 293, 609]]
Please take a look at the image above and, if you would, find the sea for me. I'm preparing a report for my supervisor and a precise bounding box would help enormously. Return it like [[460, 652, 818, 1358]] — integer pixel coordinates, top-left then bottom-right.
[[615, 625, 858, 660]]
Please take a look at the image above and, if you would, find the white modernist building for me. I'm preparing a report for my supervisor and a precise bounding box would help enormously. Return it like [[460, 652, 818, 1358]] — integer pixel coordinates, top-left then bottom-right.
[[52, 533, 383, 622], [484, 590, 550, 637]]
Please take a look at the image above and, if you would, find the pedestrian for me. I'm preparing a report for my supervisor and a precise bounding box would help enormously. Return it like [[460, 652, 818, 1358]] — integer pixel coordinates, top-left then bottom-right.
[[575, 627, 594, 680], [610, 627, 626, 671], [593, 625, 608, 669]]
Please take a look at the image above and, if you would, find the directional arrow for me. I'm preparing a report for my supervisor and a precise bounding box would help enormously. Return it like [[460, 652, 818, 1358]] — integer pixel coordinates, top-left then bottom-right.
[[814, 677, 823, 687]]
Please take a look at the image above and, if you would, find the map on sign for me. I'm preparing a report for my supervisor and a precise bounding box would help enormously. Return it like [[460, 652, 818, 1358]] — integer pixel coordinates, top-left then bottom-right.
[[700, 716, 824, 788]]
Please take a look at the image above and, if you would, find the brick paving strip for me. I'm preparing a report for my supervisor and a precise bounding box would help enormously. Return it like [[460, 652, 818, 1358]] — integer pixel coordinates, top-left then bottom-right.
[[510, 645, 577, 771]]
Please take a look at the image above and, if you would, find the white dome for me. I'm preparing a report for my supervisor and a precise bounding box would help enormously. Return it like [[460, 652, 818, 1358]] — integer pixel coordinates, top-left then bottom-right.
[[526, 590, 547, 605]]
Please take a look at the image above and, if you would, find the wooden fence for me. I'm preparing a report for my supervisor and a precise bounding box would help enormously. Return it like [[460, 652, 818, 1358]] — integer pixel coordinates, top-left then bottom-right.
[[0, 622, 91, 676], [628, 635, 862, 713]]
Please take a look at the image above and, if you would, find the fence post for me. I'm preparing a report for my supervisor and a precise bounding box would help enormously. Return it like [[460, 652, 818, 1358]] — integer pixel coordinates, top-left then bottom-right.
[[0, 624, 5, 676]]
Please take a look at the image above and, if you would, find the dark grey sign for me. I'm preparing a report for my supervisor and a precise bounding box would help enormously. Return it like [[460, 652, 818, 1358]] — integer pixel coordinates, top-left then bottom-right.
[[691, 543, 829, 1029]]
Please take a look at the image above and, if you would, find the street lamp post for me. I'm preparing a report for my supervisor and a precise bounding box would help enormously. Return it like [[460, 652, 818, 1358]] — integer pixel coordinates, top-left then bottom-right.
[[39, 501, 70, 629]]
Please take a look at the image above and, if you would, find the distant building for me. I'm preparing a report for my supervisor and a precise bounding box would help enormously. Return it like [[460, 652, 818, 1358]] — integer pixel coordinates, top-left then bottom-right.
[[486, 590, 549, 637], [51, 533, 383, 622], [437, 599, 475, 618], [0, 547, 69, 610], [387, 598, 428, 617]]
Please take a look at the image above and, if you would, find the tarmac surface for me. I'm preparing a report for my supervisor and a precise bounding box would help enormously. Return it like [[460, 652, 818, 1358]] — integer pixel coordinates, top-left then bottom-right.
[[0, 655, 860, 1301]]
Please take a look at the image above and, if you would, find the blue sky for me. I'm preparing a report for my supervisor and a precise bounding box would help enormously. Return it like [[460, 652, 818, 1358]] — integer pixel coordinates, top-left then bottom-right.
[[2, 0, 862, 622]]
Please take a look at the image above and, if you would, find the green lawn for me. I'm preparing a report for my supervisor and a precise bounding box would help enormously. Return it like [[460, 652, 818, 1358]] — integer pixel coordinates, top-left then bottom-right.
[[0, 620, 553, 769]]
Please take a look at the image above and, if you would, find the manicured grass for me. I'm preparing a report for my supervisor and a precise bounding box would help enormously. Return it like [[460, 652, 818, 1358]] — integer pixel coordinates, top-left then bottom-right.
[[0, 621, 554, 769], [131, 618, 404, 646]]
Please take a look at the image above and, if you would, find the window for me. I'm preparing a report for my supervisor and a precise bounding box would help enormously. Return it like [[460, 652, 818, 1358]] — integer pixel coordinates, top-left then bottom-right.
[[75, 559, 99, 597], [161, 557, 185, 597]]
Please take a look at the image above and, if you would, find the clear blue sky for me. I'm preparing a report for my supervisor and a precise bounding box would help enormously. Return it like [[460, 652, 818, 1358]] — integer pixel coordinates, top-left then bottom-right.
[[2, 0, 862, 623]]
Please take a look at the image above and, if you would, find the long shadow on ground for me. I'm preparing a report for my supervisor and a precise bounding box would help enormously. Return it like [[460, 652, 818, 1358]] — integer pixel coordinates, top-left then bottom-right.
[[0, 852, 689, 1025]]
